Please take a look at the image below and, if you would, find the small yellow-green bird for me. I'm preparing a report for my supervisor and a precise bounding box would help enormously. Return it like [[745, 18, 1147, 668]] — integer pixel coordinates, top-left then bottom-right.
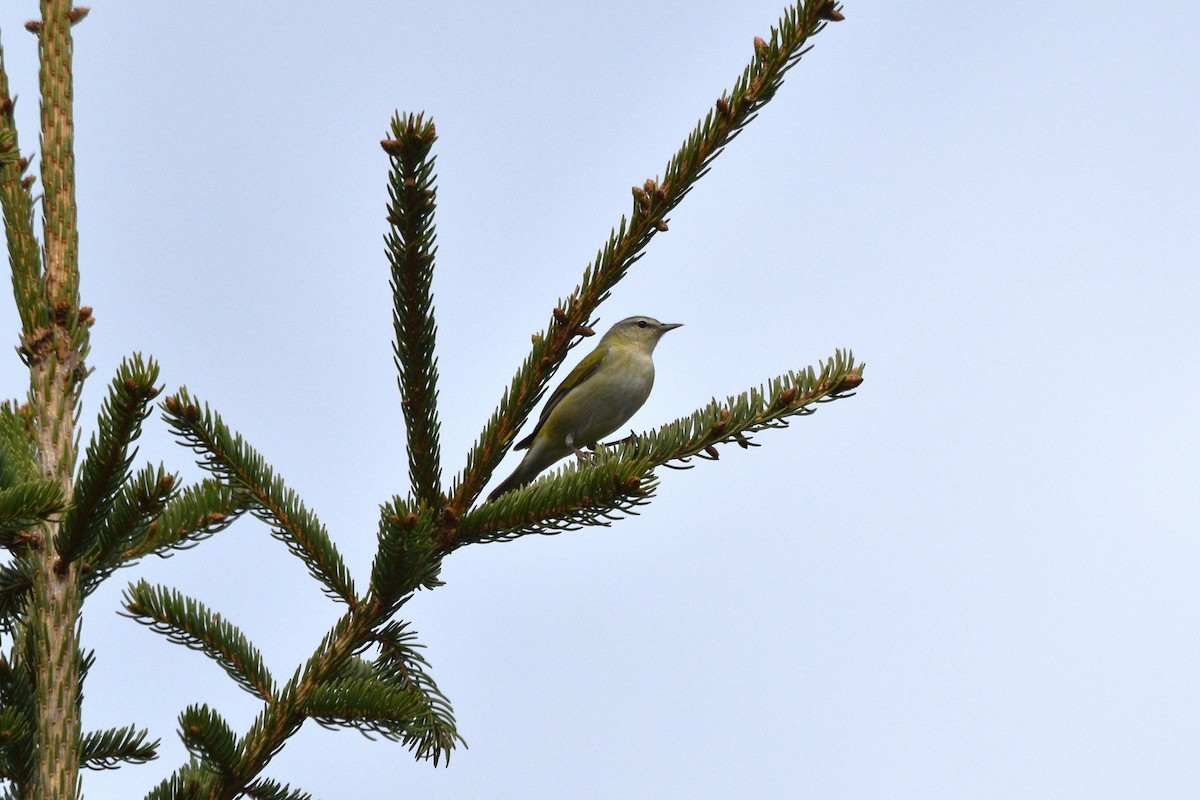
[[487, 315, 681, 501]]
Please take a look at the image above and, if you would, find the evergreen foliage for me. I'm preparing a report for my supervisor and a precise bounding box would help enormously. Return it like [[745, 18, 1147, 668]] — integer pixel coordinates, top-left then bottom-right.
[[0, 2, 858, 797], [162, 392, 357, 606], [57, 356, 161, 565], [384, 113, 444, 508], [79, 725, 159, 771], [121, 582, 277, 702]]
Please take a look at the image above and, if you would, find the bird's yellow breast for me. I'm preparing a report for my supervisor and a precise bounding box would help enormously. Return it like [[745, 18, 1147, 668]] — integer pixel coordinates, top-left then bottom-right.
[[538, 347, 655, 451]]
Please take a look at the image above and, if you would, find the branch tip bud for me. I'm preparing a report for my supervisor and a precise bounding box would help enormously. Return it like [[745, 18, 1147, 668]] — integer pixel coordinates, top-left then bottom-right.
[[819, 3, 845, 22], [834, 372, 864, 392]]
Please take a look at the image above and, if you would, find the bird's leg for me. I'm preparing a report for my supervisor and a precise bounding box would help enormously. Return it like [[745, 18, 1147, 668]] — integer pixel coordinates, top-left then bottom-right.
[[567, 433, 594, 463]]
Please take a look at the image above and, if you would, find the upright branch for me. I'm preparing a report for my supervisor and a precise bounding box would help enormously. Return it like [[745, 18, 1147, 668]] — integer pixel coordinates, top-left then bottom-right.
[[38, 0, 82, 312], [453, 1, 845, 511], [11, 1, 94, 798], [0, 43, 46, 343], [382, 114, 444, 508]]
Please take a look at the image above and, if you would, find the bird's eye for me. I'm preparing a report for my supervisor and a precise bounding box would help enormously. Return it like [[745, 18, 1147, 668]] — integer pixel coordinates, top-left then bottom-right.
[[637, 320, 648, 328]]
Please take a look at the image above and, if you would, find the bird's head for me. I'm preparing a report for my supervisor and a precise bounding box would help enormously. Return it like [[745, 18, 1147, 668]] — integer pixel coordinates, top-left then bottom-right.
[[599, 316, 683, 353]]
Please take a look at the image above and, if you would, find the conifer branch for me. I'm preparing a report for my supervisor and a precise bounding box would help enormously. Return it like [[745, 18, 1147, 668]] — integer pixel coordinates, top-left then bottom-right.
[[0, 39, 46, 342], [0, 560, 33, 633], [609, 349, 864, 467], [58, 355, 162, 566], [78, 463, 177, 593], [372, 621, 463, 764], [1, 622, 38, 793], [382, 113, 444, 508], [0, 702, 32, 780], [458, 456, 658, 546], [178, 704, 241, 780], [303, 676, 424, 741], [454, 1, 845, 509], [80, 724, 159, 770], [0, 401, 38, 487], [120, 479, 247, 561], [148, 591, 461, 794], [229, 612, 378, 794], [244, 777, 314, 800], [162, 389, 358, 606], [370, 499, 443, 613], [121, 581, 277, 702], [142, 759, 216, 800], [0, 478, 67, 547]]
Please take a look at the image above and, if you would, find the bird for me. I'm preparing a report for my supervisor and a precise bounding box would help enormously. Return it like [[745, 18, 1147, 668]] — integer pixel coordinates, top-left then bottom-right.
[[487, 315, 681, 501]]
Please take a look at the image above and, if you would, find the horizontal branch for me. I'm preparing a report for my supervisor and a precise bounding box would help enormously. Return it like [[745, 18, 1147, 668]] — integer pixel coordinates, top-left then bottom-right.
[[458, 456, 658, 546], [608, 349, 864, 467]]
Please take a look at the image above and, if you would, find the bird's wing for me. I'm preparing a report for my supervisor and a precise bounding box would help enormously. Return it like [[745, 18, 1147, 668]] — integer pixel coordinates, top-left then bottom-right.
[[513, 345, 609, 450]]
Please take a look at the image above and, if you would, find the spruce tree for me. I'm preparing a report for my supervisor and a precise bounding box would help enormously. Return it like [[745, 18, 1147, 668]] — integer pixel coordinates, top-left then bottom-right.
[[0, 2, 861, 797]]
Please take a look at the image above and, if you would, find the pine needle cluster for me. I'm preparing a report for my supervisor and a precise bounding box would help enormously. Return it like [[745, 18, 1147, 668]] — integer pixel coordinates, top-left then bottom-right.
[[1, 2, 857, 798]]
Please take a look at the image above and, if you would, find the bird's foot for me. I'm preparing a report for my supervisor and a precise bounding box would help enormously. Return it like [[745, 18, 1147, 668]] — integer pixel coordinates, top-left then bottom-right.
[[568, 435, 598, 464]]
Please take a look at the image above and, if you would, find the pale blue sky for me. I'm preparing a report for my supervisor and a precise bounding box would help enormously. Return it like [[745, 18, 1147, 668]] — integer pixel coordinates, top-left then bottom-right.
[[2, 2, 1198, 798]]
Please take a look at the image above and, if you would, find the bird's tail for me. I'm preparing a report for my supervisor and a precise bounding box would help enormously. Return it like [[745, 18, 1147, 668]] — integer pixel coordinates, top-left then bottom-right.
[[486, 455, 541, 502]]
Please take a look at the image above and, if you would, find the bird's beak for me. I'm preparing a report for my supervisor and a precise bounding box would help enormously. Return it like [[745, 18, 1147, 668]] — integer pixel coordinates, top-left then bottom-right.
[[660, 323, 683, 332]]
